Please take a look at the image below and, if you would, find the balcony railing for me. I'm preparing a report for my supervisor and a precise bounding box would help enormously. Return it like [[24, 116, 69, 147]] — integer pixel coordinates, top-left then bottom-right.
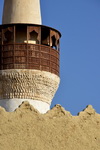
[[0, 43, 59, 76]]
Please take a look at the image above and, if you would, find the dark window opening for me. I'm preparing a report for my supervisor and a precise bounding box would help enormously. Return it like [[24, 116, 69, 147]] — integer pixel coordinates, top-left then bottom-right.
[[0, 32, 2, 45], [16, 26, 27, 43], [41, 28, 50, 46], [57, 39, 60, 51], [51, 35, 57, 49], [29, 30, 39, 44], [4, 30, 13, 44]]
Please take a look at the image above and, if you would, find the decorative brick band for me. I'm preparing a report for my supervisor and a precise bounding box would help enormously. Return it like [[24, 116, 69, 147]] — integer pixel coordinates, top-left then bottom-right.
[[0, 69, 60, 104]]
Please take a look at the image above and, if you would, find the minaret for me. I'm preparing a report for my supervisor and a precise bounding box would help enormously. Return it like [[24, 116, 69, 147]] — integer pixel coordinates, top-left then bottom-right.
[[0, 0, 61, 113], [2, 0, 42, 25]]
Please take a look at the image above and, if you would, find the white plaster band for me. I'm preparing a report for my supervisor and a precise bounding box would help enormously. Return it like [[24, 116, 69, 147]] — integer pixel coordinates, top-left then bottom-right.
[[0, 99, 50, 113]]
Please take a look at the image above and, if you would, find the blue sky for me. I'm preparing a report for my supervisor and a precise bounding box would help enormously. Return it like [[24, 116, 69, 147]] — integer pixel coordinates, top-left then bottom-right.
[[0, 0, 100, 115]]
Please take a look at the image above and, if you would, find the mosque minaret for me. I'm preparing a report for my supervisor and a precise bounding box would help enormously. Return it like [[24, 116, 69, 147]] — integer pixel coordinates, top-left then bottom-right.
[[0, 0, 61, 113]]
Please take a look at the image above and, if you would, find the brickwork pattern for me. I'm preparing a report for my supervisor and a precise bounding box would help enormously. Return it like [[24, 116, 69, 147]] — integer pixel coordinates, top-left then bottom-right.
[[0, 69, 60, 104]]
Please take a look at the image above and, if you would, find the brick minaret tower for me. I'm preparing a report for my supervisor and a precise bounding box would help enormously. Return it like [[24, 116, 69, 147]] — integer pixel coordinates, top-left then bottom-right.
[[0, 0, 61, 113]]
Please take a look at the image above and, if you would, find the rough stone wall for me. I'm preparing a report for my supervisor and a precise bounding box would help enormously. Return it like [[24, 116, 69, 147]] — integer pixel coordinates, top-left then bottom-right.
[[0, 69, 60, 104]]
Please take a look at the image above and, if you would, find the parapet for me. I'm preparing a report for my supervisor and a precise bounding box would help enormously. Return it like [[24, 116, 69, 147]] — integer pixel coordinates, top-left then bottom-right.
[[0, 24, 61, 76]]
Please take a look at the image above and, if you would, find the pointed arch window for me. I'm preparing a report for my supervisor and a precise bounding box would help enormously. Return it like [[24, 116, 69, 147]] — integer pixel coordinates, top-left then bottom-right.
[[50, 30, 60, 50], [29, 30, 39, 44], [3, 27, 14, 44], [27, 26, 40, 44]]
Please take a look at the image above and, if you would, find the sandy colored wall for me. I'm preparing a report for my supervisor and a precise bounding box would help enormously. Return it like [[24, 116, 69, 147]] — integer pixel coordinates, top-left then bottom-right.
[[0, 102, 100, 150], [2, 0, 42, 24]]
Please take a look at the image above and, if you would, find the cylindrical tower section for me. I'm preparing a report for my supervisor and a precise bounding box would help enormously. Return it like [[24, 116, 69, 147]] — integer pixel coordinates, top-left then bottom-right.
[[0, 24, 61, 113], [2, 0, 42, 24]]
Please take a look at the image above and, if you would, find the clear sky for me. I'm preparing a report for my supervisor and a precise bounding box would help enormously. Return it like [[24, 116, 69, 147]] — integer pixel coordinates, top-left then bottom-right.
[[0, 0, 100, 115]]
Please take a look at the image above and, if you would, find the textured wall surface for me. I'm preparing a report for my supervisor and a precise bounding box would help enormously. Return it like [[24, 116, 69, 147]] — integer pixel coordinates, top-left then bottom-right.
[[2, 0, 42, 24], [0, 69, 60, 104], [0, 103, 99, 150]]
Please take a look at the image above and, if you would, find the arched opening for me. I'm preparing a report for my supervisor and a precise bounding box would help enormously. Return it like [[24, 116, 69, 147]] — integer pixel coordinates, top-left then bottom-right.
[[29, 30, 39, 44], [51, 35, 57, 49], [16, 26, 27, 43], [4, 30, 13, 44], [41, 28, 50, 46]]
